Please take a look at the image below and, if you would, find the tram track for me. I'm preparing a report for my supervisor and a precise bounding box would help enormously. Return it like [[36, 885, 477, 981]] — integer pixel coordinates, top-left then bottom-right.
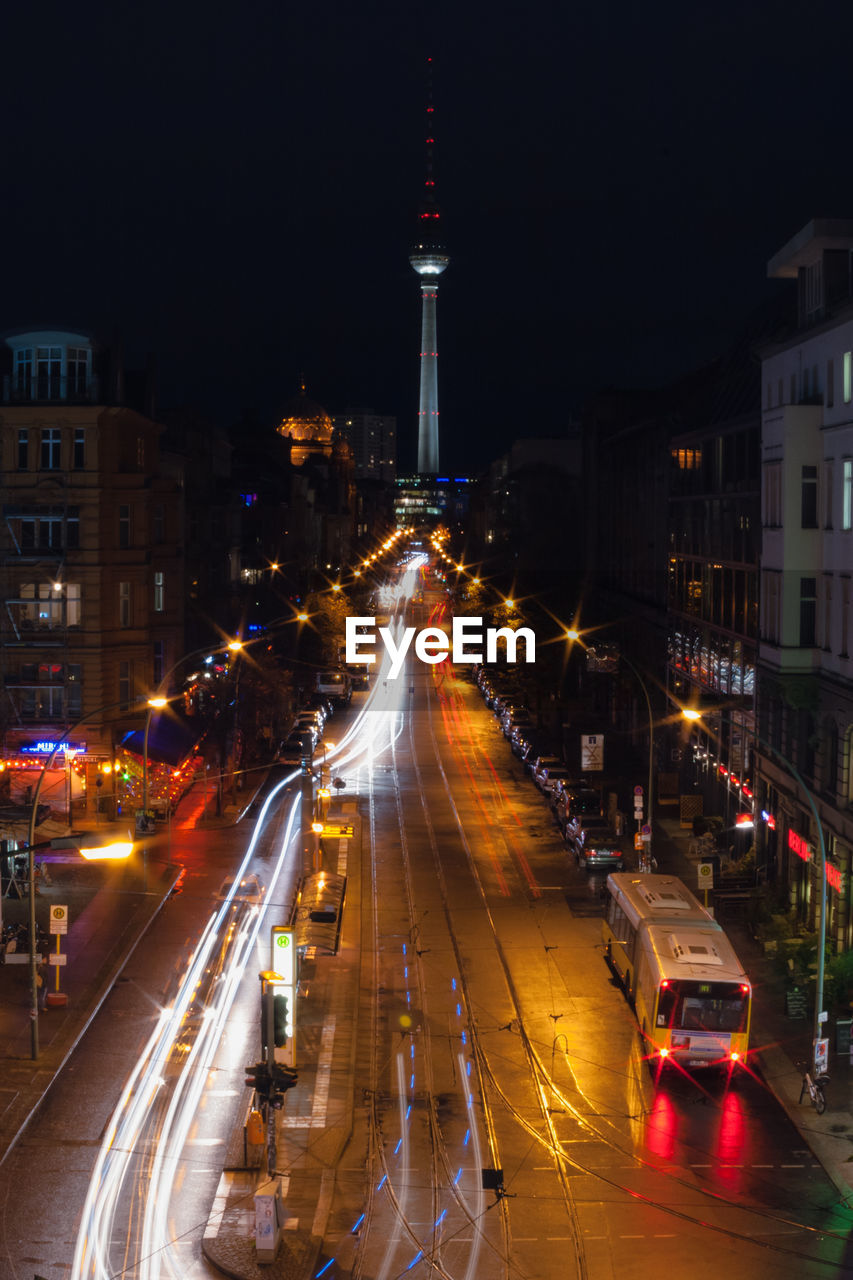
[[422, 654, 853, 1274]]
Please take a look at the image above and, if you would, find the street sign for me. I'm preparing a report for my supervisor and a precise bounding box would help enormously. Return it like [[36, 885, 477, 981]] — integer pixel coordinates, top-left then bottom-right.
[[634, 786, 644, 796], [818, 1010, 828, 1024], [814, 1037, 829, 1074], [48, 953, 67, 966], [49, 904, 68, 935], [698, 862, 714, 890], [634, 833, 644, 850], [270, 928, 295, 983], [641, 824, 651, 836], [581, 734, 604, 771], [321, 823, 354, 838]]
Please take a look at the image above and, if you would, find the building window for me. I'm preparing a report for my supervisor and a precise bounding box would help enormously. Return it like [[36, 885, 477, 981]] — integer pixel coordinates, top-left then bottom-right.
[[36, 347, 62, 399], [17, 429, 28, 470], [40, 427, 61, 469], [823, 574, 832, 650], [845, 352, 853, 404], [119, 505, 131, 549], [801, 465, 818, 528], [153, 640, 165, 686], [14, 348, 33, 395], [764, 462, 782, 527], [67, 347, 89, 397], [843, 460, 853, 532], [119, 581, 131, 628], [153, 571, 164, 612], [827, 359, 834, 409], [153, 504, 165, 543], [842, 577, 851, 658], [73, 429, 85, 469], [800, 577, 817, 648], [66, 508, 79, 548], [66, 583, 81, 627], [119, 661, 130, 711]]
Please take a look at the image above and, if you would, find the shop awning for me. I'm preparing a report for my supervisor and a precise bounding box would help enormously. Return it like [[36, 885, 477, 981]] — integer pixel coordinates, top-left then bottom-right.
[[120, 716, 201, 767]]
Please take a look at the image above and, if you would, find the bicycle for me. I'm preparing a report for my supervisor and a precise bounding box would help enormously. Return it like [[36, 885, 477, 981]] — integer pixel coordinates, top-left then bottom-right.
[[799, 1068, 830, 1115]]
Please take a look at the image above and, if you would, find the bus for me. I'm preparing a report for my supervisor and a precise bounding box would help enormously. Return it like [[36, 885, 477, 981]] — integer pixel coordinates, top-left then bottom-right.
[[603, 873, 752, 1070]]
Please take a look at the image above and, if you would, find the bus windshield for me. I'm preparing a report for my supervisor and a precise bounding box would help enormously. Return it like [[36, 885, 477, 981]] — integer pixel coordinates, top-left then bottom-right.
[[656, 980, 748, 1034]]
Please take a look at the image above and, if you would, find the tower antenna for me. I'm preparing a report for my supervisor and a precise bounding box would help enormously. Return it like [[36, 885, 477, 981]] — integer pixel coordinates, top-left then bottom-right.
[[410, 55, 449, 477]]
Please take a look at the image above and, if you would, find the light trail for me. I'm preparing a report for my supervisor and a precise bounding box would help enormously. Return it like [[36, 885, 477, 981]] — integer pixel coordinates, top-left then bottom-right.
[[71, 552, 429, 1279], [72, 791, 300, 1279]]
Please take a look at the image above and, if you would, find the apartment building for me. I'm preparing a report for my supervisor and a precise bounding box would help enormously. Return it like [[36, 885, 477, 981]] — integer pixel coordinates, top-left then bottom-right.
[[758, 219, 853, 949], [0, 328, 184, 818]]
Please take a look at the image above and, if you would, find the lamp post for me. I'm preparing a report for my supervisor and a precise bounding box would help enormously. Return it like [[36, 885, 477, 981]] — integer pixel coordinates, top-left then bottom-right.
[[25, 696, 146, 1060], [620, 653, 655, 865], [567, 630, 655, 862], [682, 706, 828, 1072]]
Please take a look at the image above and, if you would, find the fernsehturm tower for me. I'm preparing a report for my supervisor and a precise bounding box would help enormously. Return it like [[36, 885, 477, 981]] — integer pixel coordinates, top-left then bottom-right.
[[410, 63, 449, 476]]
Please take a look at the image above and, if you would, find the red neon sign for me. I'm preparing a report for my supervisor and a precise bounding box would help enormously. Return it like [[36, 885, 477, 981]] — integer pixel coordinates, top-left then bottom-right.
[[788, 829, 811, 861], [826, 864, 843, 894]]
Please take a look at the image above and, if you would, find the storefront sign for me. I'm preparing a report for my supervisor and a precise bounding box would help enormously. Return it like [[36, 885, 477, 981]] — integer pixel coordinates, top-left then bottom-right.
[[19, 740, 87, 755], [788, 829, 811, 862], [826, 864, 843, 894]]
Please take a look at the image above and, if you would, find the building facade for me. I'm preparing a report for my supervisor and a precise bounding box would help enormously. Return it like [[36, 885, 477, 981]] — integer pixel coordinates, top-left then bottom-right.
[[0, 328, 184, 818], [754, 220, 853, 951], [332, 409, 396, 483]]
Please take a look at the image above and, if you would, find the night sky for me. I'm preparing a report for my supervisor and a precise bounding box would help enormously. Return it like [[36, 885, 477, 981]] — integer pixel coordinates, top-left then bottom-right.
[[4, 1, 852, 470]]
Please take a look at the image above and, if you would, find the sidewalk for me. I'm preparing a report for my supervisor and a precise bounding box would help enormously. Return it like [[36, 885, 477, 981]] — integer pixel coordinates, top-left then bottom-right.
[[654, 814, 853, 1208], [0, 776, 252, 1168]]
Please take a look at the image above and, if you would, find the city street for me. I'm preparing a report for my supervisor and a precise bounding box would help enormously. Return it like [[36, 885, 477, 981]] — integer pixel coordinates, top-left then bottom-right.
[[1, 564, 852, 1280]]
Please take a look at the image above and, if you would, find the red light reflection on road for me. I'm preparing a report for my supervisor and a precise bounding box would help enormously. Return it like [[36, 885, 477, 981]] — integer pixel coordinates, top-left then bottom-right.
[[714, 1090, 747, 1189], [644, 1091, 678, 1161]]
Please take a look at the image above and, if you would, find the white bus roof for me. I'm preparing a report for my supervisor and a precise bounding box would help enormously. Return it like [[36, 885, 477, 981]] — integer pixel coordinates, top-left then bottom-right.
[[606, 873, 716, 928], [644, 923, 748, 983]]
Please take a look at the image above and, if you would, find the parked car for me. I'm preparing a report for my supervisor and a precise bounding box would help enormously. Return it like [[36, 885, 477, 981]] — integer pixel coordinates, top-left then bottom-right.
[[293, 712, 323, 740], [303, 693, 333, 720], [554, 785, 601, 832], [564, 811, 612, 849], [574, 832, 624, 871], [279, 732, 310, 764], [501, 706, 532, 738], [512, 726, 544, 761], [535, 763, 573, 798], [531, 755, 562, 788]]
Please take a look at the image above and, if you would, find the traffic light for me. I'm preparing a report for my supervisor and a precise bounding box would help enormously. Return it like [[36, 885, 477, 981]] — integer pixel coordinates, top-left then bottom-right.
[[244, 1061, 271, 1096], [271, 1064, 298, 1101], [273, 993, 288, 1047]]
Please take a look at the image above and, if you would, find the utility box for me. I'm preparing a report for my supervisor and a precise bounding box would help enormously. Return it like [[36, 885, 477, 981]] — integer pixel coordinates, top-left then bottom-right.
[[254, 1180, 285, 1263]]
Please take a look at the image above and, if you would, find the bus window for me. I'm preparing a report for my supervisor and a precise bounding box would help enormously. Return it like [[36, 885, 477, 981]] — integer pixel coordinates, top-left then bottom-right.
[[657, 981, 748, 1034]]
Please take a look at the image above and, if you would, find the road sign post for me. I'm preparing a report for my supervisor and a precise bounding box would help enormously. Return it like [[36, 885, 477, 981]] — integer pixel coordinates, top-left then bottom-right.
[[697, 861, 714, 909], [47, 904, 69, 1007]]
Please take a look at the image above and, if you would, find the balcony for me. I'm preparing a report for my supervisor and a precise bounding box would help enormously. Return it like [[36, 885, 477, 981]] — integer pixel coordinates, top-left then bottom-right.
[[2, 373, 100, 405]]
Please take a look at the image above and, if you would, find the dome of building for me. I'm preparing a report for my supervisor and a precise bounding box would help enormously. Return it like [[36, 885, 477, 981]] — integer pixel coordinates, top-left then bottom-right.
[[276, 382, 334, 465]]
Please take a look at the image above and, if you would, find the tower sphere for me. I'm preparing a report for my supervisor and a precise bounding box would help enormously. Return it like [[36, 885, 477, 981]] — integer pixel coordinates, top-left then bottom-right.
[[410, 244, 450, 276]]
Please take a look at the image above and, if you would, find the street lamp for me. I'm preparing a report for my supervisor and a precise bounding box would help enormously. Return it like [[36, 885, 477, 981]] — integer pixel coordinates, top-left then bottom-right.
[[142, 638, 245, 822], [681, 705, 828, 1072]]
